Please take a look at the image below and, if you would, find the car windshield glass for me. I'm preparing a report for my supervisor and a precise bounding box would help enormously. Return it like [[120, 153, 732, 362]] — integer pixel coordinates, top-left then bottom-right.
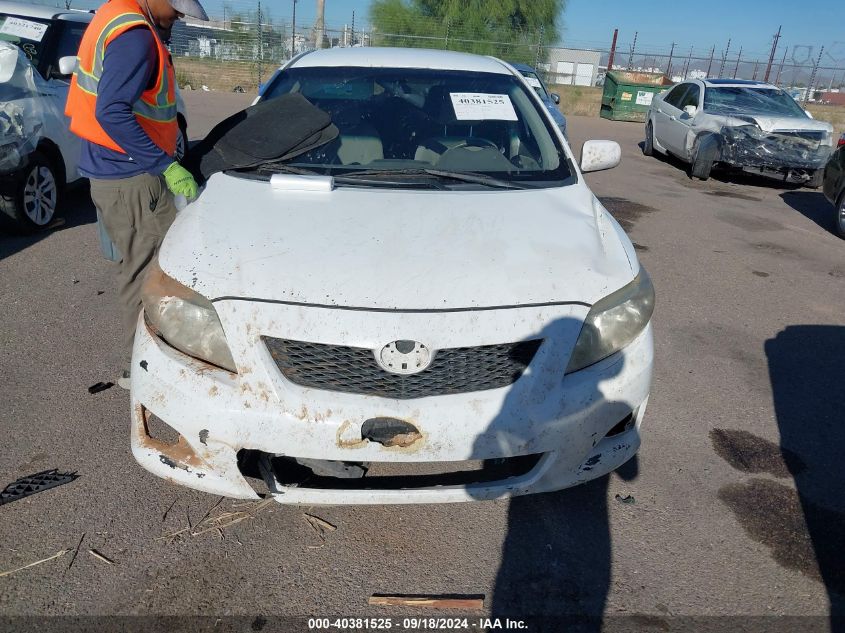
[[0, 14, 50, 69], [703, 87, 807, 118], [519, 70, 549, 99], [259, 66, 572, 187]]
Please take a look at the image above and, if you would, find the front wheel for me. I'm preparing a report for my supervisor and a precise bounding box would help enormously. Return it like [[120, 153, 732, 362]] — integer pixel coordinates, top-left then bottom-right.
[[0, 151, 61, 232], [836, 193, 845, 239], [690, 136, 717, 181], [643, 121, 654, 156]]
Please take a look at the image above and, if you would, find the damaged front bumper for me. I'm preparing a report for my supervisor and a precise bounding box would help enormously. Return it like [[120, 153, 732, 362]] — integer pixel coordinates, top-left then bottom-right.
[[129, 303, 653, 505], [719, 125, 833, 177]]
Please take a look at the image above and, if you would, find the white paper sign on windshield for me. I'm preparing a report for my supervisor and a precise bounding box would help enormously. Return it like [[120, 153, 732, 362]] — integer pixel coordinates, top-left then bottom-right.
[[450, 93, 518, 121], [524, 76, 542, 89], [0, 18, 49, 42]]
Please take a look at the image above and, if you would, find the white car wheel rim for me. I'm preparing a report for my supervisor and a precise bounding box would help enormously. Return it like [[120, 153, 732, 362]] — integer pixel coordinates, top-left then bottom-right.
[[23, 165, 57, 226], [839, 200, 845, 233]]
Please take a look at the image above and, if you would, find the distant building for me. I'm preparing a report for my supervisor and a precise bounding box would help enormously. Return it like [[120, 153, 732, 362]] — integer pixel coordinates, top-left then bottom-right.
[[818, 91, 845, 106], [545, 48, 602, 87]]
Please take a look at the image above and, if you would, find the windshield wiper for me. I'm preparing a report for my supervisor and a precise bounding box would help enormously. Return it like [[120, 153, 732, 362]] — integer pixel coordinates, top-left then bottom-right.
[[335, 168, 528, 190]]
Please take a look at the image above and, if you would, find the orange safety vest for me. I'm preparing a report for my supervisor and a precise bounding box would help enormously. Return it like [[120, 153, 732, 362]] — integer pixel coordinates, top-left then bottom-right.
[[65, 0, 177, 156]]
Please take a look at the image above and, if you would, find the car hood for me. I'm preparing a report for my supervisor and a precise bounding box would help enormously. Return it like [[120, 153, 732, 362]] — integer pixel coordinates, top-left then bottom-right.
[[159, 172, 637, 310], [707, 111, 833, 134]]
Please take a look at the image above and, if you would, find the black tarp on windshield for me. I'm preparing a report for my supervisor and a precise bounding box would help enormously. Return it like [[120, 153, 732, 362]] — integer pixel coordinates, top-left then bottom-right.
[[184, 93, 338, 183]]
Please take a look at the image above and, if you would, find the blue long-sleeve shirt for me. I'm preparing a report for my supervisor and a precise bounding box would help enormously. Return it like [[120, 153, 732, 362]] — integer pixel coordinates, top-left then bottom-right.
[[78, 27, 173, 179]]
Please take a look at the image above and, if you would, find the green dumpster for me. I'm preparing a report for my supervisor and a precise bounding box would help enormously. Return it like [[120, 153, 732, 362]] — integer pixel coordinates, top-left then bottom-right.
[[600, 71, 673, 122]]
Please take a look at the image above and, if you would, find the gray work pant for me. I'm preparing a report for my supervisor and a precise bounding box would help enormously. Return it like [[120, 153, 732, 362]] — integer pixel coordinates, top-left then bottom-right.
[[89, 173, 178, 367]]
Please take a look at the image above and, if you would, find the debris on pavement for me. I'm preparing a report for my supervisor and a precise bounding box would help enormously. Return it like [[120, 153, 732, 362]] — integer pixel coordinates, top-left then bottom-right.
[[157, 498, 273, 543], [88, 549, 115, 565], [615, 494, 636, 504], [87, 382, 114, 394], [303, 512, 337, 542], [0, 469, 79, 506], [368, 595, 485, 610], [66, 533, 85, 571], [0, 549, 71, 578]]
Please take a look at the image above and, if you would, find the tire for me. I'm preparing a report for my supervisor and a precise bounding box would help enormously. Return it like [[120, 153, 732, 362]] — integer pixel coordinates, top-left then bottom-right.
[[805, 169, 824, 189], [836, 192, 845, 239], [690, 135, 718, 181], [174, 117, 189, 162], [0, 150, 61, 232], [643, 121, 654, 156]]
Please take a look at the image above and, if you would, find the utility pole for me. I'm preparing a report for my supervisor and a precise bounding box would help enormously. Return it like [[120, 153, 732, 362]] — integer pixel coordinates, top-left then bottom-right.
[[351, 10, 355, 47], [535, 25, 545, 69], [733, 46, 742, 79], [763, 25, 782, 83], [290, 0, 297, 59], [705, 45, 715, 77], [774, 48, 787, 86], [684, 46, 692, 79], [257, 0, 263, 84], [607, 28, 618, 72], [804, 46, 824, 104], [718, 39, 731, 77], [666, 42, 675, 78], [627, 31, 638, 70], [752, 60, 759, 80]]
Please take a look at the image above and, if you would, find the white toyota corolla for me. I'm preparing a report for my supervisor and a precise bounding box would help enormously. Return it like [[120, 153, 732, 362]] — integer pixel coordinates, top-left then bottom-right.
[[131, 47, 654, 504]]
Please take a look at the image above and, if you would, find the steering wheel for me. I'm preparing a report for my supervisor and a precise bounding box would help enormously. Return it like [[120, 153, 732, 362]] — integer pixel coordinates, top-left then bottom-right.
[[438, 138, 500, 162]]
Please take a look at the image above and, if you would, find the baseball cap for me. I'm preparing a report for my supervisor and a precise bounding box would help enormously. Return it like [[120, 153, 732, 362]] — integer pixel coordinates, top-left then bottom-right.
[[169, 0, 208, 20]]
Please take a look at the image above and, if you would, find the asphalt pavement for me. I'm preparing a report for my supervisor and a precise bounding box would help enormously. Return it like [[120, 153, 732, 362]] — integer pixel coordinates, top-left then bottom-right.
[[1, 91, 843, 630]]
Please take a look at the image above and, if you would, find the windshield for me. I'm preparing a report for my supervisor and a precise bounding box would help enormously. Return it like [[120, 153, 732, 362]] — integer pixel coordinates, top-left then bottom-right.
[[259, 66, 572, 187], [703, 87, 807, 118], [519, 70, 549, 99], [0, 14, 50, 69]]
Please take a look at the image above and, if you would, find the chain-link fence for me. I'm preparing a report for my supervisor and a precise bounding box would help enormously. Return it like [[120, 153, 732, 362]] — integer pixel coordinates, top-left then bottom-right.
[[24, 0, 845, 100]]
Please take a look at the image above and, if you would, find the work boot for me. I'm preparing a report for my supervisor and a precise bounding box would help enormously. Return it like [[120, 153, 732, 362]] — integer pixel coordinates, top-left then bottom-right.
[[117, 369, 131, 390]]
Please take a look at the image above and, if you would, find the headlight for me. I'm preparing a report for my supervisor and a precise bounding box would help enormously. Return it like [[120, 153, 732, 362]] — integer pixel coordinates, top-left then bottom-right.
[[565, 269, 655, 374], [141, 259, 237, 372]]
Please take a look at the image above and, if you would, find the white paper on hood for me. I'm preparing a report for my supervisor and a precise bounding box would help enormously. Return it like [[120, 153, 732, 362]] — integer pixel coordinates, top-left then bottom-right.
[[449, 93, 518, 121], [0, 17, 49, 42]]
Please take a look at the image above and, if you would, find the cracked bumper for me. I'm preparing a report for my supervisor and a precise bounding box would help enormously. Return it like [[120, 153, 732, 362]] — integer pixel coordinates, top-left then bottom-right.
[[129, 307, 653, 505]]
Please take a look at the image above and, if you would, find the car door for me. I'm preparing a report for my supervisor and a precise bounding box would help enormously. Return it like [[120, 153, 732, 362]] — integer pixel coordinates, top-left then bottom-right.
[[41, 19, 88, 182], [653, 84, 689, 152], [662, 83, 700, 159]]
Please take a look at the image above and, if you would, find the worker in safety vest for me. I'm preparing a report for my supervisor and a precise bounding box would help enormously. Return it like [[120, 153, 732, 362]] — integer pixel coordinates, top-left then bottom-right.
[[66, 0, 207, 389]]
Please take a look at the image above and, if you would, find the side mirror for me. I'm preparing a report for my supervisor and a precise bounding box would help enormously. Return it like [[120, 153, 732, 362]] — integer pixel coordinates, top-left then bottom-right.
[[551, 93, 560, 105], [580, 140, 621, 173], [683, 105, 697, 117], [57, 56, 78, 76]]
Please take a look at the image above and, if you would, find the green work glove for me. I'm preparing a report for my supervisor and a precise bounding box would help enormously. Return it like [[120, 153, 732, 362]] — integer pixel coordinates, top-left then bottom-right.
[[163, 162, 199, 200]]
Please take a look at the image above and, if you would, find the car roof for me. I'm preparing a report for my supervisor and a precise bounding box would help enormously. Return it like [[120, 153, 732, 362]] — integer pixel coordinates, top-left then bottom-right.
[[0, 0, 92, 22], [701, 78, 776, 89], [509, 62, 535, 73], [290, 47, 512, 75]]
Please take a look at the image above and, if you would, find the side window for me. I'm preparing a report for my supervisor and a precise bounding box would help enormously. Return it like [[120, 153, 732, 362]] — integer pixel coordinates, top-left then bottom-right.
[[679, 84, 700, 110], [664, 84, 689, 108]]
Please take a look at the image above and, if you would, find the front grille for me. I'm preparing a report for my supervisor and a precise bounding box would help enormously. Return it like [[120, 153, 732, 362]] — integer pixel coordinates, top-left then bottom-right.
[[263, 337, 543, 399]]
